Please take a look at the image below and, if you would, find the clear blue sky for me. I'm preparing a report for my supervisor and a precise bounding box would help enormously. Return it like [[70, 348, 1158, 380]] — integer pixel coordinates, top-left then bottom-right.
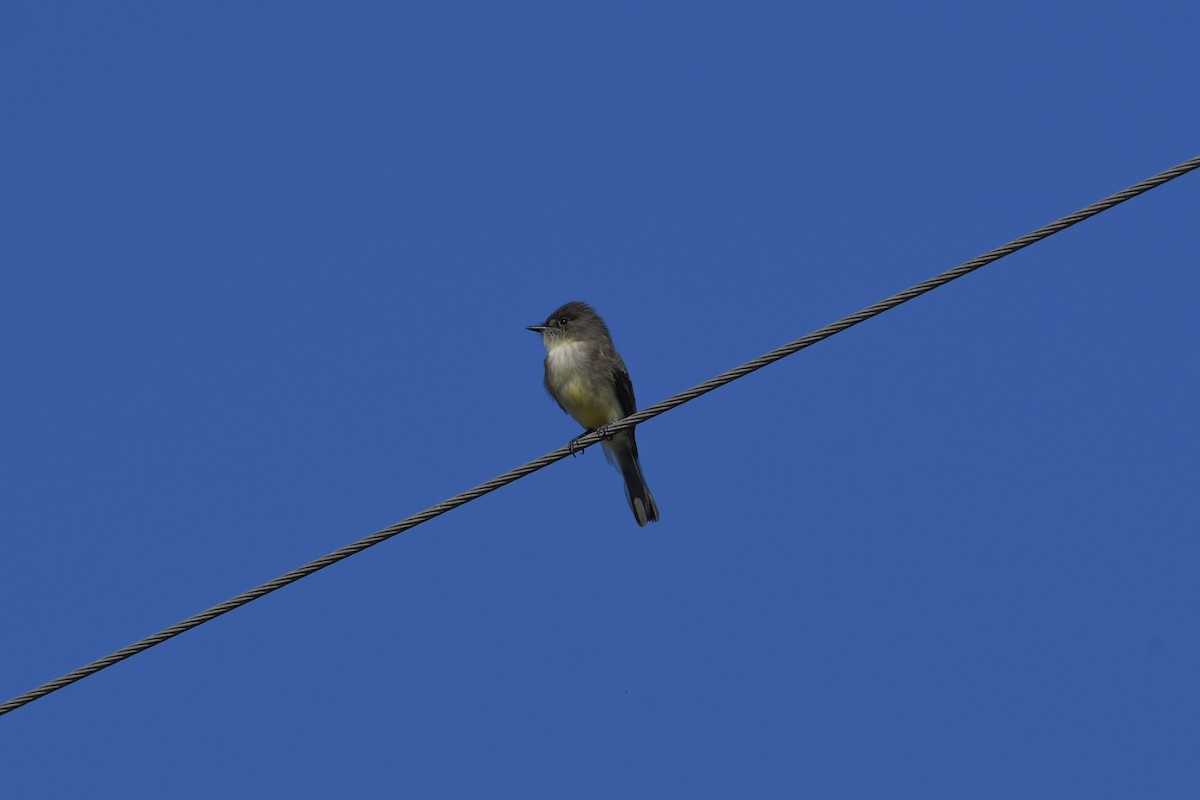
[[3, 2, 1198, 797]]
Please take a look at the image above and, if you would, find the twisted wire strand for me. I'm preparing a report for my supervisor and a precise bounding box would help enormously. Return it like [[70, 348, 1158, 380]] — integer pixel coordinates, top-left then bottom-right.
[[3, 154, 1197, 718]]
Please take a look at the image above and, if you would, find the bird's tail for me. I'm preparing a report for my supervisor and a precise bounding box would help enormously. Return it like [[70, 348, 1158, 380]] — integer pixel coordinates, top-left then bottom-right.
[[604, 431, 660, 527]]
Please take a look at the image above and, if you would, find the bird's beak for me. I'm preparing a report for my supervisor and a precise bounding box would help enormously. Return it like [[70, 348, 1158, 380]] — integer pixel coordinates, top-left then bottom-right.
[[526, 325, 548, 333]]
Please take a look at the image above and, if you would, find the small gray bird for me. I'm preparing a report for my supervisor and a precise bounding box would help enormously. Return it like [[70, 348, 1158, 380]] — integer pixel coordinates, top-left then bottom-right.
[[528, 302, 660, 526]]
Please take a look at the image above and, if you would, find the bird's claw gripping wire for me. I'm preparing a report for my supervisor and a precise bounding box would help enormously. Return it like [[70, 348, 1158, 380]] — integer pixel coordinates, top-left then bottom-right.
[[567, 424, 617, 457]]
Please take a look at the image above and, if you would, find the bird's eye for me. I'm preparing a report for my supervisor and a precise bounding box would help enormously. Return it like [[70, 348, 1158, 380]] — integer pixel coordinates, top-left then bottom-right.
[[558, 317, 569, 326]]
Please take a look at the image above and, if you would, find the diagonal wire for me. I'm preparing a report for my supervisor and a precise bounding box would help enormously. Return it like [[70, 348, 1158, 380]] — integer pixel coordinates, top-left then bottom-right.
[[3, 154, 1198, 718]]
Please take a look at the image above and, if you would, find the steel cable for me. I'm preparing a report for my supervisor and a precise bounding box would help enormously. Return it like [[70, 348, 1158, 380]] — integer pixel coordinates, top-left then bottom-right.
[[3, 153, 1197, 718]]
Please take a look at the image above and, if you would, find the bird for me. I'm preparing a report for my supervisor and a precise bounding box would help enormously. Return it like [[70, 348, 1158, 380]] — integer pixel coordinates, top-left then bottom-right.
[[528, 302, 660, 526]]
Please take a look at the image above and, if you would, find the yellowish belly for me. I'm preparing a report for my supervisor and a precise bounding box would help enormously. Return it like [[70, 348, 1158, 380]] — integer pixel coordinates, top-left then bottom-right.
[[560, 380, 617, 429]]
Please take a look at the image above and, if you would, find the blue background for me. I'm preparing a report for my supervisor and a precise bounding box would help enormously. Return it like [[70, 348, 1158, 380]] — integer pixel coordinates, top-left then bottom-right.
[[3, 2, 1198, 796]]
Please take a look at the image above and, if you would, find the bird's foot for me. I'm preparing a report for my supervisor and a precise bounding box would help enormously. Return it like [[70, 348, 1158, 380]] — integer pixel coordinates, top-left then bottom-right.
[[567, 432, 590, 457]]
